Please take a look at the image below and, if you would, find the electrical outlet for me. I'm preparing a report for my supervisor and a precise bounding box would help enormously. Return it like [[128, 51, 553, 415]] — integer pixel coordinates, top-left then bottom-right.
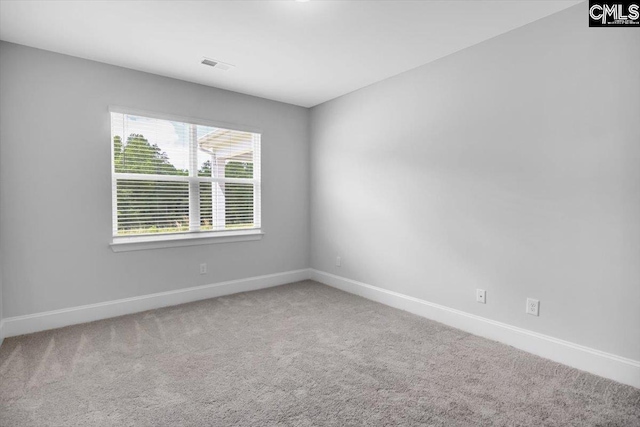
[[200, 263, 207, 275], [476, 289, 486, 304], [526, 298, 539, 316], [336, 256, 341, 267]]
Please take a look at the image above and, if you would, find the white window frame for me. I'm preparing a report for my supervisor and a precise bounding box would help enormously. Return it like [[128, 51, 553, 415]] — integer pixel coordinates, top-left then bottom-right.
[[109, 106, 263, 252]]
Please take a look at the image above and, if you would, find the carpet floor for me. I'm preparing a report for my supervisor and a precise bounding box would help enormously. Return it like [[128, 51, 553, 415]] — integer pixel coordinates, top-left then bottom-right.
[[0, 281, 638, 426]]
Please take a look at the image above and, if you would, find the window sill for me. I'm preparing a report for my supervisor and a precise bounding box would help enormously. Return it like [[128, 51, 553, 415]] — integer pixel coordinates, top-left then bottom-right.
[[110, 230, 264, 252]]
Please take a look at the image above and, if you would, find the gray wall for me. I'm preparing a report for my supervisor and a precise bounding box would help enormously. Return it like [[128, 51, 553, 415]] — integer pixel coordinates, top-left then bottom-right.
[[0, 41, 310, 318], [310, 5, 640, 360], [0, 147, 2, 329]]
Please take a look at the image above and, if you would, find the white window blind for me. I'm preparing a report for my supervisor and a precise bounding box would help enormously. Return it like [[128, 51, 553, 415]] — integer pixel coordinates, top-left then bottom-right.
[[110, 111, 261, 238]]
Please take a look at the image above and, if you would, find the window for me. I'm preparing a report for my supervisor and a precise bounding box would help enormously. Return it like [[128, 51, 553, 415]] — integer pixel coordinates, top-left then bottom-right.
[[110, 109, 261, 247]]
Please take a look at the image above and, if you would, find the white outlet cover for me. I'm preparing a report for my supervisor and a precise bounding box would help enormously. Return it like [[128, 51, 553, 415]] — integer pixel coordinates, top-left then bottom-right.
[[526, 298, 540, 316], [200, 263, 207, 275], [476, 289, 486, 304], [336, 256, 341, 267]]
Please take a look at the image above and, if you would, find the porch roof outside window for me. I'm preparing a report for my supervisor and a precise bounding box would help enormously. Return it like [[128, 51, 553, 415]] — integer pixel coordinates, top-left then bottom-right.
[[198, 128, 254, 161]]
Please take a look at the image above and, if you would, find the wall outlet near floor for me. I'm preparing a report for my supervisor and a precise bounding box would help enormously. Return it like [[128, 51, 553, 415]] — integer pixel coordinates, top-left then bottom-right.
[[200, 263, 207, 275], [336, 256, 341, 267], [476, 289, 486, 304], [526, 298, 539, 316]]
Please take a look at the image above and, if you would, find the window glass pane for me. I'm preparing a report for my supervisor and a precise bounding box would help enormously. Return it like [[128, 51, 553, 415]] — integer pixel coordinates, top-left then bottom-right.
[[199, 181, 213, 230], [116, 180, 189, 235], [112, 114, 190, 176], [199, 181, 254, 231], [226, 183, 254, 229], [196, 126, 254, 179]]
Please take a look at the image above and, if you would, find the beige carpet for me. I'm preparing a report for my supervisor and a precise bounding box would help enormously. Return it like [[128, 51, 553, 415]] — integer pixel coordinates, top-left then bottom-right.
[[1, 281, 638, 426]]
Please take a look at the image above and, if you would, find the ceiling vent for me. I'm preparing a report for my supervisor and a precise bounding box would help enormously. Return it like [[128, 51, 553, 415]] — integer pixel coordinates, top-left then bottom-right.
[[201, 57, 234, 71]]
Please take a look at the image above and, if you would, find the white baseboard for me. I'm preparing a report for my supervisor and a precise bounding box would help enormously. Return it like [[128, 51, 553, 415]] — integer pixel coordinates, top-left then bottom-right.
[[1, 268, 311, 340], [310, 269, 640, 389]]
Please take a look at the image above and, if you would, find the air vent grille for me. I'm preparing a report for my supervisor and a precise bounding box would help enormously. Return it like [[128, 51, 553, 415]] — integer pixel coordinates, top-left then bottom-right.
[[201, 57, 234, 71]]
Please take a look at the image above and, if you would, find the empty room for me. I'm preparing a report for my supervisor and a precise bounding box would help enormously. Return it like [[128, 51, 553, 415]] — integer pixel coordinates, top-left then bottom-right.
[[0, 1, 639, 425]]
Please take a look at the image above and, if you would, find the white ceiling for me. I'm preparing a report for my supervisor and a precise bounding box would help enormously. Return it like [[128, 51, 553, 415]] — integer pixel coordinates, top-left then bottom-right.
[[0, 1, 580, 107]]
